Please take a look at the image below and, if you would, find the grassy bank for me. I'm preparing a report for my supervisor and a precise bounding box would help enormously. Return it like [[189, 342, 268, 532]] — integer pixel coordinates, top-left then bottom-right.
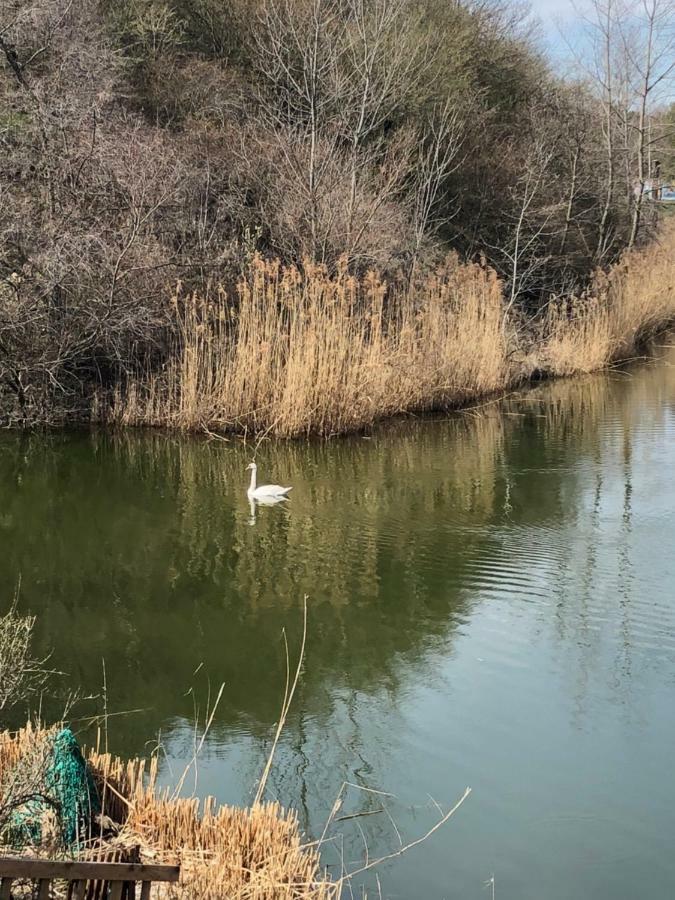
[[540, 222, 675, 376], [99, 224, 675, 438]]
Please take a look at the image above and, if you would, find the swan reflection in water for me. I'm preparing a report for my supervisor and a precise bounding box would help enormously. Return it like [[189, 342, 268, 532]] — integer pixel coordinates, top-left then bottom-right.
[[248, 493, 291, 525]]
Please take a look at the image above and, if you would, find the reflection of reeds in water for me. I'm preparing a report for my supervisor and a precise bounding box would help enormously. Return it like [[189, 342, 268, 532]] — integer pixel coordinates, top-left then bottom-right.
[[101, 331, 675, 621], [515, 373, 617, 447], [515, 336, 675, 450], [105, 410, 506, 615], [7, 343, 675, 758], [5, 348, 675, 871], [11, 340, 675, 632]]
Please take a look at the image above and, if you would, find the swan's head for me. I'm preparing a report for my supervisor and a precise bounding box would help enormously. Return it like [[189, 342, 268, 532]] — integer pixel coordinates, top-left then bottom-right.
[[246, 461, 257, 471]]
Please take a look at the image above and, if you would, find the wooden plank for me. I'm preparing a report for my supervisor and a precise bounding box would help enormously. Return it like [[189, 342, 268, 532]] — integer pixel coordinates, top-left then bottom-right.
[[108, 882, 124, 900], [0, 859, 179, 883], [37, 879, 51, 900], [0, 877, 12, 900], [140, 883, 151, 900]]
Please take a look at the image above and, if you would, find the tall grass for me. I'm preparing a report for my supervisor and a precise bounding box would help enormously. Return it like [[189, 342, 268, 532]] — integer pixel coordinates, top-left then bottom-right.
[[105, 256, 507, 437], [103, 223, 675, 437], [92, 751, 337, 900], [540, 222, 675, 375]]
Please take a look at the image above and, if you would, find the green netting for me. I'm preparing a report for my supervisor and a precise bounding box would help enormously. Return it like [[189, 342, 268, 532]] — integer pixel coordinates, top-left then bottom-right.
[[8, 727, 100, 848]]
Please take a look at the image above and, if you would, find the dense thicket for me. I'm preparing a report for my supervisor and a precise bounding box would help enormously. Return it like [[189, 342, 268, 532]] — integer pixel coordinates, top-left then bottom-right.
[[0, 0, 672, 424]]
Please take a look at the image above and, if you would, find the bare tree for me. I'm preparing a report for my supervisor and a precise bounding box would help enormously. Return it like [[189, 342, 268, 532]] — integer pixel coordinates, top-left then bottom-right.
[[572, 0, 674, 255], [590, 0, 622, 259], [620, 0, 675, 246], [558, 95, 589, 257], [336, 0, 429, 255], [409, 101, 466, 279], [492, 132, 558, 311], [0, 603, 48, 714], [250, 0, 436, 267], [253, 0, 343, 257]]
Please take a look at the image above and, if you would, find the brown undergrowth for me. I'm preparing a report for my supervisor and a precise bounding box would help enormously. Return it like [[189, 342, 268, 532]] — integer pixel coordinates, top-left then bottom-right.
[[540, 222, 675, 375]]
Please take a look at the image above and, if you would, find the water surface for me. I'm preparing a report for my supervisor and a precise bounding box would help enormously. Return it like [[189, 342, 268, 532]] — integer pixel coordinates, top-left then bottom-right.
[[2, 341, 675, 899]]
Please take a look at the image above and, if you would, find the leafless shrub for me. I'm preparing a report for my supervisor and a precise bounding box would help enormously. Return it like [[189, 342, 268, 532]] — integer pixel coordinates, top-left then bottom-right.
[[0, 604, 48, 715], [2, 0, 673, 426]]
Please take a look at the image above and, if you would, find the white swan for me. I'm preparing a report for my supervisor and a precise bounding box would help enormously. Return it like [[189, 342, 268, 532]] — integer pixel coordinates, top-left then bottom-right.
[[246, 462, 292, 501]]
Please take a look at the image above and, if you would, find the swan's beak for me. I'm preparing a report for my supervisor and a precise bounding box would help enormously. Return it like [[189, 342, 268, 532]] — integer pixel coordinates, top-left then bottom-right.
[[246, 462, 255, 470]]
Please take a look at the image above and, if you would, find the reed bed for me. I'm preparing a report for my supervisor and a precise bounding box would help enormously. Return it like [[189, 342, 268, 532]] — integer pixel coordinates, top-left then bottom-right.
[[1, 725, 337, 900], [92, 747, 337, 900], [104, 256, 508, 437], [101, 223, 675, 438], [540, 222, 675, 375], [2, 724, 470, 898], [540, 297, 613, 376]]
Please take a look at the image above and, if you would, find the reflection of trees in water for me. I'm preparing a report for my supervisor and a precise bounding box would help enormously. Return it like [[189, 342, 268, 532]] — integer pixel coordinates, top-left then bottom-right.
[[0, 415, 507, 752], [509, 342, 675, 723], [0, 341, 673, 769]]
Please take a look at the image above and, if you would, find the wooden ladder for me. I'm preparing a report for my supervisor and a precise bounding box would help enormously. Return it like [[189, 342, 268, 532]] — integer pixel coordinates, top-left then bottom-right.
[[0, 857, 180, 899]]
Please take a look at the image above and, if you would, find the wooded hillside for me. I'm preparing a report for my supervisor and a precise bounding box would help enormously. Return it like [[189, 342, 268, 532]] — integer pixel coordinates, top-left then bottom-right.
[[1, 0, 673, 424]]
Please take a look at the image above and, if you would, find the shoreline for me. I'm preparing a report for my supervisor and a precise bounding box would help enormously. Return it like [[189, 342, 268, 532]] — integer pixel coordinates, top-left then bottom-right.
[[2, 326, 673, 441], [1, 342, 672, 441], [3, 225, 674, 439]]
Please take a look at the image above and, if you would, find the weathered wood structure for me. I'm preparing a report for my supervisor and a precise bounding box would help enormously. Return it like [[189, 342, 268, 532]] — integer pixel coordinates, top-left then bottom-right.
[[0, 857, 180, 899]]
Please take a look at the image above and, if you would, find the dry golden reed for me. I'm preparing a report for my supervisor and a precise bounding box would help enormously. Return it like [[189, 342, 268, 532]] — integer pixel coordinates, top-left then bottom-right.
[[105, 255, 507, 437], [1, 725, 336, 900], [102, 223, 675, 437], [540, 221, 675, 375]]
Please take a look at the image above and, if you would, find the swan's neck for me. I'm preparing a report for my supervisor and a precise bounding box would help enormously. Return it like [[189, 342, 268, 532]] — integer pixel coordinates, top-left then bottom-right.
[[248, 468, 257, 493]]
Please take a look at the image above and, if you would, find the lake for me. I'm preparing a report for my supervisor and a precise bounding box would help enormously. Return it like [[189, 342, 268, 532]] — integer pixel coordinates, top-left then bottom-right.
[[2, 339, 675, 899]]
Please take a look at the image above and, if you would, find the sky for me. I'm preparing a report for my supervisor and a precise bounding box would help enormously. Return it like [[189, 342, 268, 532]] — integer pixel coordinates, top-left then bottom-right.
[[532, 0, 591, 59], [535, 0, 584, 20], [532, 0, 675, 103]]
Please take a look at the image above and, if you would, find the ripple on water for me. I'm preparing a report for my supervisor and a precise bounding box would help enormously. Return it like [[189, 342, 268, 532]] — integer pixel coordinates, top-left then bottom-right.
[[2, 340, 675, 900]]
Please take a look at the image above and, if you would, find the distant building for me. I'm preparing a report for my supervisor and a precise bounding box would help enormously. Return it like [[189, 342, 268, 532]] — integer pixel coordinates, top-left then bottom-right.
[[636, 177, 675, 202]]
